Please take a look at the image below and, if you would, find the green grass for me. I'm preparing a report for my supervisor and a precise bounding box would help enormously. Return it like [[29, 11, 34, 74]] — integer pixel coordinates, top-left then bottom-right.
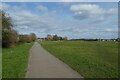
[[2, 43, 33, 78], [40, 41, 118, 78], [0, 48, 2, 79]]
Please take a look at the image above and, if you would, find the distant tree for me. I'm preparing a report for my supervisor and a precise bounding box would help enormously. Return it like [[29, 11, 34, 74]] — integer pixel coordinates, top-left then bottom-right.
[[19, 35, 30, 43], [59, 36, 63, 40], [63, 36, 68, 40], [53, 34, 59, 41], [30, 33, 36, 41]]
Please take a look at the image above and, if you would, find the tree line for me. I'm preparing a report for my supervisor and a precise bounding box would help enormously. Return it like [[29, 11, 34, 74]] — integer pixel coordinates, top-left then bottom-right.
[[47, 34, 68, 41], [1, 11, 36, 48], [70, 38, 119, 42]]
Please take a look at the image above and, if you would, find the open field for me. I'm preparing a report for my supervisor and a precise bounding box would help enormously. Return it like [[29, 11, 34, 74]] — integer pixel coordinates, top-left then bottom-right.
[[2, 43, 33, 78], [40, 41, 118, 78]]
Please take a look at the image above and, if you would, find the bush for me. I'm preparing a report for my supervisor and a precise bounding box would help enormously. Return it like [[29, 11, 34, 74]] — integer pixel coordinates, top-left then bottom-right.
[[2, 30, 17, 47]]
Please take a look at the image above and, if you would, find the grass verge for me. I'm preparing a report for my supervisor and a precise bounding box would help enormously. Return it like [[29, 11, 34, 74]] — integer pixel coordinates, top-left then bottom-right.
[[40, 41, 118, 78], [0, 48, 2, 79], [2, 43, 33, 78]]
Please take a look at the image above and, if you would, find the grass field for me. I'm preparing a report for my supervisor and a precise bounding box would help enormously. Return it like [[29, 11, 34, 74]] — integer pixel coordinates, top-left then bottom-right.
[[2, 43, 33, 78], [40, 41, 118, 78]]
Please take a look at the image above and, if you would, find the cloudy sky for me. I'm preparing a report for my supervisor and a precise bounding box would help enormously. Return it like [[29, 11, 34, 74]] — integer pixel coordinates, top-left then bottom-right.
[[2, 2, 118, 39]]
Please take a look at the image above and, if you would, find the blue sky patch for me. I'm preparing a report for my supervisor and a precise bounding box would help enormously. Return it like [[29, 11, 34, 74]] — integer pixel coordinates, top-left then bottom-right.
[[2, 2, 118, 39]]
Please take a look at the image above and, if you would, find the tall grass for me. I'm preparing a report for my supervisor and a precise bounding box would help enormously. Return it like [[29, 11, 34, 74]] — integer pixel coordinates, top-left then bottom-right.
[[2, 43, 33, 78], [0, 48, 2, 79]]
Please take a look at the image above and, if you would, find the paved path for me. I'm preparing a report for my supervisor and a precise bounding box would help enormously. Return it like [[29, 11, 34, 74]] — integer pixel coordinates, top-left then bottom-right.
[[26, 42, 83, 78]]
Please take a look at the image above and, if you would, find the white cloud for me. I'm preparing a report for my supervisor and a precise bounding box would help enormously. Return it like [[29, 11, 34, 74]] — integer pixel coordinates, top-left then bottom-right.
[[105, 28, 118, 32], [0, 3, 10, 10], [62, 0, 119, 2], [8, 9, 62, 37], [3, 3, 118, 39], [70, 4, 100, 11], [2, 0, 119, 2], [107, 8, 117, 15], [36, 5, 48, 11], [70, 4, 117, 21], [105, 28, 113, 32]]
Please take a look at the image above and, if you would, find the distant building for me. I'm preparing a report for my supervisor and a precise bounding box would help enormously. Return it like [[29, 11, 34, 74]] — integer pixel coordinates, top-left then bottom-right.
[[47, 34, 53, 40], [37, 38, 42, 41], [37, 38, 48, 41]]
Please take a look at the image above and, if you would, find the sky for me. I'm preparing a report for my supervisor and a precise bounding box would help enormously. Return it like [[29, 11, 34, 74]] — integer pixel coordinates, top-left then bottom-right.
[[1, 2, 118, 39]]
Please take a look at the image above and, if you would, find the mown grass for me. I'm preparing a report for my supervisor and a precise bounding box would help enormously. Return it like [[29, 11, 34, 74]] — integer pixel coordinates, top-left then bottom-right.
[[40, 41, 118, 78], [2, 43, 33, 78]]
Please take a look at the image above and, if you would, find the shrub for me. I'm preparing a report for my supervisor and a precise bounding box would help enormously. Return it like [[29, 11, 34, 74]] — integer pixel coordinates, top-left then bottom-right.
[[2, 30, 18, 47]]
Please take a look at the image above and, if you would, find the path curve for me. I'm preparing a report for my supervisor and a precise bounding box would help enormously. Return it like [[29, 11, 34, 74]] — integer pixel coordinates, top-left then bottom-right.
[[26, 42, 83, 78]]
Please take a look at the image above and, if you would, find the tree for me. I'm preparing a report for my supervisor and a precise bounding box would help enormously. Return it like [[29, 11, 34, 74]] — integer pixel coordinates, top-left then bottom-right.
[[19, 34, 32, 43], [1, 11, 18, 47], [63, 36, 68, 40], [30, 33, 36, 41], [2, 11, 13, 30], [53, 34, 59, 41], [59, 36, 63, 40]]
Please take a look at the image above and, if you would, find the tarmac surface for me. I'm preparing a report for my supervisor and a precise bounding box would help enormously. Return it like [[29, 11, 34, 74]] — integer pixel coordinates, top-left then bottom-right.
[[26, 42, 83, 78]]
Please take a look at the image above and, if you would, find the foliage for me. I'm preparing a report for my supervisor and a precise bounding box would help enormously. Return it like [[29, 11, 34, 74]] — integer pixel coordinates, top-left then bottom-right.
[[1, 11, 13, 30], [30, 33, 36, 41], [2, 11, 18, 47], [19, 33, 36, 43], [53, 35, 59, 41], [63, 36, 68, 40], [19, 35, 31, 43], [2, 30, 18, 47], [47, 34, 67, 41]]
